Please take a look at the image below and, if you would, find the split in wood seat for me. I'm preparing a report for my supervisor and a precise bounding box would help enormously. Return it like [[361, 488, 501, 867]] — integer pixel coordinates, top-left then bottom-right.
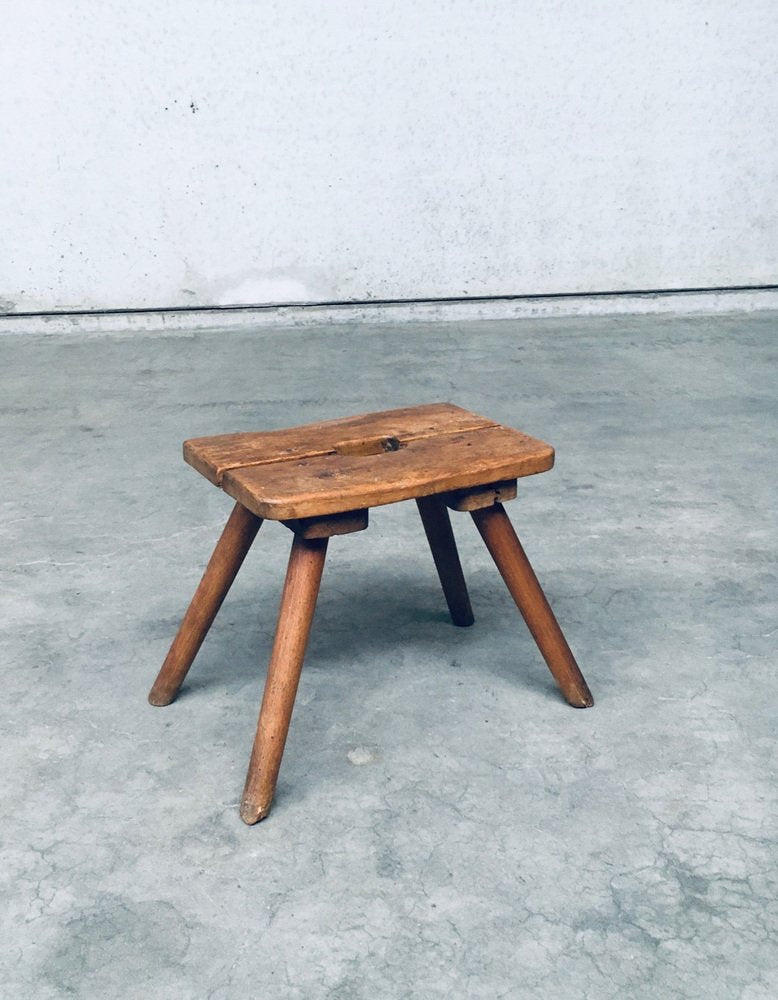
[[148, 403, 593, 824]]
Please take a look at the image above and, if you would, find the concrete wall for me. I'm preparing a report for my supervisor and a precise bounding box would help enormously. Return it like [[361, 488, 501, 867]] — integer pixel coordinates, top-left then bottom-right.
[[2, 1, 776, 314]]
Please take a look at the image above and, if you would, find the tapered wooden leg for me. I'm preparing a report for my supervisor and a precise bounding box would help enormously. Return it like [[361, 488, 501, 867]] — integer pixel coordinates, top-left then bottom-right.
[[148, 502, 262, 707], [416, 495, 474, 627], [471, 503, 593, 708], [240, 535, 328, 824]]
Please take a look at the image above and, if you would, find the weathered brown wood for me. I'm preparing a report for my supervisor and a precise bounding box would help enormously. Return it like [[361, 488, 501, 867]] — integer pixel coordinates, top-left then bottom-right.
[[221, 424, 553, 521], [416, 495, 474, 627], [240, 535, 328, 824], [333, 435, 403, 457], [446, 478, 518, 511], [153, 404, 592, 824], [282, 508, 368, 538], [148, 502, 262, 707], [185, 402, 497, 486], [470, 504, 593, 708]]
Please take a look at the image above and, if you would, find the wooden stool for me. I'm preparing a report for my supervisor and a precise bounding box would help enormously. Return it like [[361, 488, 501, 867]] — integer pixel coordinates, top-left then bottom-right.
[[148, 403, 593, 824]]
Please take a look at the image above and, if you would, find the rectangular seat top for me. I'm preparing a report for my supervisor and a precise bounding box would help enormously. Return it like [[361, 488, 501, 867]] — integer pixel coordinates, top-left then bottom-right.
[[184, 403, 554, 520]]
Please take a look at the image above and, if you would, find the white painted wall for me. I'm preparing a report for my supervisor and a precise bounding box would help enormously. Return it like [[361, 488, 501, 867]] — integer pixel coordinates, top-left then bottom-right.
[[1, 1, 776, 313]]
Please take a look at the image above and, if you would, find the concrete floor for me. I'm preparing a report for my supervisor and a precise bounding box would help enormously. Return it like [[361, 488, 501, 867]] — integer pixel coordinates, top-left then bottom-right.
[[1, 312, 776, 999]]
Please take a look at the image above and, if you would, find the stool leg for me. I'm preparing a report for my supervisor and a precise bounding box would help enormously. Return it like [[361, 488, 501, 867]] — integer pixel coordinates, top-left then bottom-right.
[[416, 495, 474, 627], [148, 502, 262, 707], [240, 535, 328, 824], [471, 503, 593, 708]]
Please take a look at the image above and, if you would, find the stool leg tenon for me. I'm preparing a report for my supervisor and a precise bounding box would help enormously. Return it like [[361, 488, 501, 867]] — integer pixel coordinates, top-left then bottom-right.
[[240, 534, 328, 824], [148, 502, 262, 707], [471, 503, 593, 708]]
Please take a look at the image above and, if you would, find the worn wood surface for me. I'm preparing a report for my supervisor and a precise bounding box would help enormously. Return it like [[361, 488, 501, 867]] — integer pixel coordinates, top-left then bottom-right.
[[221, 424, 553, 520], [148, 502, 262, 706], [471, 503, 593, 708], [240, 535, 329, 824], [282, 509, 368, 538], [445, 478, 518, 511], [185, 403, 497, 486], [416, 495, 474, 627], [183, 402, 553, 520]]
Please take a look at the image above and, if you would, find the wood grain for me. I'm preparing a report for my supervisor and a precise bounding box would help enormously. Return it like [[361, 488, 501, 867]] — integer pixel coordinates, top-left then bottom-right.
[[148, 502, 262, 706], [185, 402, 497, 486], [470, 503, 593, 708], [282, 509, 368, 538], [445, 479, 518, 511], [240, 535, 328, 824], [416, 495, 474, 627], [221, 425, 553, 520]]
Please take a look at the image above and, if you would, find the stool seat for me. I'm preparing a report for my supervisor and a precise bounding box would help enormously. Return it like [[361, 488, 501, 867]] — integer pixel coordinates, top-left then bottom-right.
[[149, 401, 593, 825], [183, 403, 554, 520]]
